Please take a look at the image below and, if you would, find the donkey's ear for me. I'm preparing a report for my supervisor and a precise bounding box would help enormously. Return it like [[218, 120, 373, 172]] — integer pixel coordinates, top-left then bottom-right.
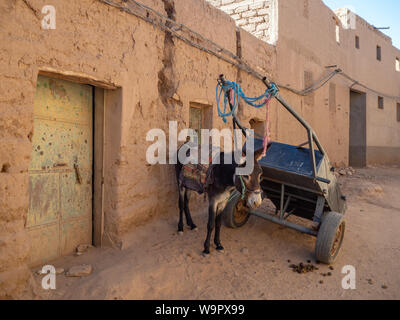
[[238, 151, 247, 165], [254, 147, 267, 161]]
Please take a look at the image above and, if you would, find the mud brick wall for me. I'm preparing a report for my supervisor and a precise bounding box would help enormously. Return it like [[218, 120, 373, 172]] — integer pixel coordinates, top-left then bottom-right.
[[206, 0, 274, 44], [0, 0, 275, 298], [1, 0, 399, 300]]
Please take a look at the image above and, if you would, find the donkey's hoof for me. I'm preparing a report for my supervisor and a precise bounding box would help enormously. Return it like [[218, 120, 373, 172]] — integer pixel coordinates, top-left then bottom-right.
[[216, 245, 225, 252], [191, 226, 198, 232], [202, 249, 210, 256], [178, 231, 184, 236]]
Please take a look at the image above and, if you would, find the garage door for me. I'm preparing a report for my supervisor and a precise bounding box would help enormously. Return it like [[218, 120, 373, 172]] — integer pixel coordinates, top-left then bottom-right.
[[27, 75, 93, 267]]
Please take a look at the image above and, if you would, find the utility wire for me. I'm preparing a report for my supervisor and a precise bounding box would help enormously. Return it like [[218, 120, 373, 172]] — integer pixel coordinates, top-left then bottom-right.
[[338, 72, 400, 100], [97, 0, 266, 80], [279, 69, 342, 96], [97, 0, 400, 101]]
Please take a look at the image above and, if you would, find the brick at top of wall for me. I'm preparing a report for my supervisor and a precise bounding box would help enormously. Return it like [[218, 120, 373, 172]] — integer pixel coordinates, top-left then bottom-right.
[[234, 5, 249, 14], [249, 16, 264, 24], [257, 8, 270, 15], [249, 3, 264, 10], [206, 0, 222, 6], [206, 0, 273, 45], [241, 10, 257, 18], [221, 0, 235, 5]]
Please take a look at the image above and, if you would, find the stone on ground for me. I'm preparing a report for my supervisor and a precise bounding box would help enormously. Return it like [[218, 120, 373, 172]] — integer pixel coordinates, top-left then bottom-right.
[[66, 265, 93, 277]]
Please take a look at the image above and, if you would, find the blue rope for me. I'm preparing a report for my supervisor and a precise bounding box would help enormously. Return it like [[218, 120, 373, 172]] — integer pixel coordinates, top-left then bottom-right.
[[216, 80, 278, 123]]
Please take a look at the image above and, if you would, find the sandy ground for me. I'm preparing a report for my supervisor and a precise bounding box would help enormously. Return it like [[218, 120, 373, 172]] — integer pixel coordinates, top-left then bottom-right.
[[34, 166, 400, 300]]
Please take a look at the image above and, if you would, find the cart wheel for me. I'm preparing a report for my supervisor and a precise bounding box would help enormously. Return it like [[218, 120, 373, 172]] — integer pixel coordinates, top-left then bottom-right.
[[222, 192, 250, 229], [315, 211, 345, 264]]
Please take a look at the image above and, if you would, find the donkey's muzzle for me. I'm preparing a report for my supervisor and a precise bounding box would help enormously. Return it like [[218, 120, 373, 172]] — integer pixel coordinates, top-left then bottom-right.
[[247, 190, 263, 209]]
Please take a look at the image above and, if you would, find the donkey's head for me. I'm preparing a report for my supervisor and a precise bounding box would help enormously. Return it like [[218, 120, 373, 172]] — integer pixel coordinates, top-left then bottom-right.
[[234, 147, 267, 210]]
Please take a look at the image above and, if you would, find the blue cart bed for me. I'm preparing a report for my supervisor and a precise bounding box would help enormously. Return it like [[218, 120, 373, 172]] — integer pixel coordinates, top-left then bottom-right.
[[250, 139, 346, 221]]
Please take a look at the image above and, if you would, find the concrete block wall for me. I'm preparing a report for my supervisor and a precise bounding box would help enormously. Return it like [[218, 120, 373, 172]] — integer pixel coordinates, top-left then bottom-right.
[[206, 0, 277, 45]]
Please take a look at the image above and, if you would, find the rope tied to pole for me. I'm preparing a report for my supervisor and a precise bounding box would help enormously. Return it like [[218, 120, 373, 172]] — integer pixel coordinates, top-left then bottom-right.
[[216, 79, 278, 156], [262, 95, 272, 157], [216, 80, 278, 123]]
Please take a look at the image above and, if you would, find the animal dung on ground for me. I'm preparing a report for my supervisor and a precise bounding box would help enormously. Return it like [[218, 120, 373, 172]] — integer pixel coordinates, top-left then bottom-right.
[[381, 285, 388, 289], [321, 272, 332, 277], [289, 263, 319, 274]]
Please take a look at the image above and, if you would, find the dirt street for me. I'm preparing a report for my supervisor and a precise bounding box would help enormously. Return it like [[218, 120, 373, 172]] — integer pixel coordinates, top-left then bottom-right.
[[34, 166, 400, 300]]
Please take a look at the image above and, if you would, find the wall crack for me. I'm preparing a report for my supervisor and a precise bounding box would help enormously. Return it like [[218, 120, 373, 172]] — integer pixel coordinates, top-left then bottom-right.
[[158, 0, 178, 109], [21, 0, 41, 20]]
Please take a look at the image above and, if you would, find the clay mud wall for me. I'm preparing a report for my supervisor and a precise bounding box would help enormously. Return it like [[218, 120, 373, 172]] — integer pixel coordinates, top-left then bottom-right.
[[208, 0, 400, 166], [0, 0, 274, 298], [2, 0, 399, 299]]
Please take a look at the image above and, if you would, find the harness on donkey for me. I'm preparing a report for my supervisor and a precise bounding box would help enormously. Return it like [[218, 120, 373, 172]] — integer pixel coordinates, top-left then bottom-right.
[[178, 143, 218, 195], [179, 75, 279, 199]]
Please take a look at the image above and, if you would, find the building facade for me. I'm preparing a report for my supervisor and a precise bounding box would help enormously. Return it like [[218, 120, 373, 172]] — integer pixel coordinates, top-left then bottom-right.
[[0, 0, 399, 298], [207, 0, 400, 166]]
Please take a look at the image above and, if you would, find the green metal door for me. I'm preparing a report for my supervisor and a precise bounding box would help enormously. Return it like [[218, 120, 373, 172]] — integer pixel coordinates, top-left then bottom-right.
[[27, 75, 93, 267]]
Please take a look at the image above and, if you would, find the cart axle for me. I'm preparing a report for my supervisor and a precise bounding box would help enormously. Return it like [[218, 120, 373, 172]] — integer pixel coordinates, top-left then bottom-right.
[[250, 210, 318, 236]]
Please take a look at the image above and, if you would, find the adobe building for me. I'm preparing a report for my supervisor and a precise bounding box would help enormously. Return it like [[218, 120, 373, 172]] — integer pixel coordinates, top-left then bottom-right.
[[207, 0, 400, 166], [0, 0, 399, 298]]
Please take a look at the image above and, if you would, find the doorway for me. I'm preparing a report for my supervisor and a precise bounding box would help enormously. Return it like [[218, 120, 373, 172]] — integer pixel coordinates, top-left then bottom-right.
[[27, 75, 94, 267], [349, 90, 367, 167]]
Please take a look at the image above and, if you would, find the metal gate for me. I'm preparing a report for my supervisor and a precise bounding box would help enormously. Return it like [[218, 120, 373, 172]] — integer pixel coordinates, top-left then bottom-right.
[[27, 75, 93, 267]]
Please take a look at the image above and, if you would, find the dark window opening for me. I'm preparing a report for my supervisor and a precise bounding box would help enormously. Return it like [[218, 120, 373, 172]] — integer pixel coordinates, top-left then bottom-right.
[[355, 36, 360, 49], [377, 46, 382, 61], [304, 71, 314, 105], [335, 21, 340, 43], [329, 83, 336, 112], [189, 102, 212, 145], [396, 58, 400, 72], [397, 103, 400, 122], [249, 118, 266, 138], [378, 96, 384, 109]]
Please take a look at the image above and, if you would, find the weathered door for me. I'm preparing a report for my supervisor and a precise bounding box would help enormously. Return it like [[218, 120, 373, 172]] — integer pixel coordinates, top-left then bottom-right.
[[349, 90, 367, 167], [27, 75, 93, 267]]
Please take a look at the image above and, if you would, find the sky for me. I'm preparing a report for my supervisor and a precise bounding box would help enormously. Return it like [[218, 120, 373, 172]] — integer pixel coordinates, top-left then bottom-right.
[[322, 0, 400, 49]]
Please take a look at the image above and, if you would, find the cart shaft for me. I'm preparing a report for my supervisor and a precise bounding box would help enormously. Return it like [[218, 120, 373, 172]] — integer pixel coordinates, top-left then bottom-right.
[[250, 210, 318, 236]]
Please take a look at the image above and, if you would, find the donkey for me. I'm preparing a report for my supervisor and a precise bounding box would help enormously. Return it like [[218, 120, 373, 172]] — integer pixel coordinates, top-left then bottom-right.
[[175, 145, 266, 254]]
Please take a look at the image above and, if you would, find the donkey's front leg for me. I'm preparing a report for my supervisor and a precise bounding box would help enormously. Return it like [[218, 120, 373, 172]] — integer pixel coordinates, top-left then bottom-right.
[[214, 213, 224, 251], [184, 190, 197, 230], [178, 187, 185, 234], [203, 202, 216, 254]]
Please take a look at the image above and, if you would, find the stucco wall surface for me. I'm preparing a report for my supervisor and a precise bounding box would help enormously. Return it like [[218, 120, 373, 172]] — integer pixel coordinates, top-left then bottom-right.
[[0, 0, 275, 298], [1, 0, 399, 299]]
